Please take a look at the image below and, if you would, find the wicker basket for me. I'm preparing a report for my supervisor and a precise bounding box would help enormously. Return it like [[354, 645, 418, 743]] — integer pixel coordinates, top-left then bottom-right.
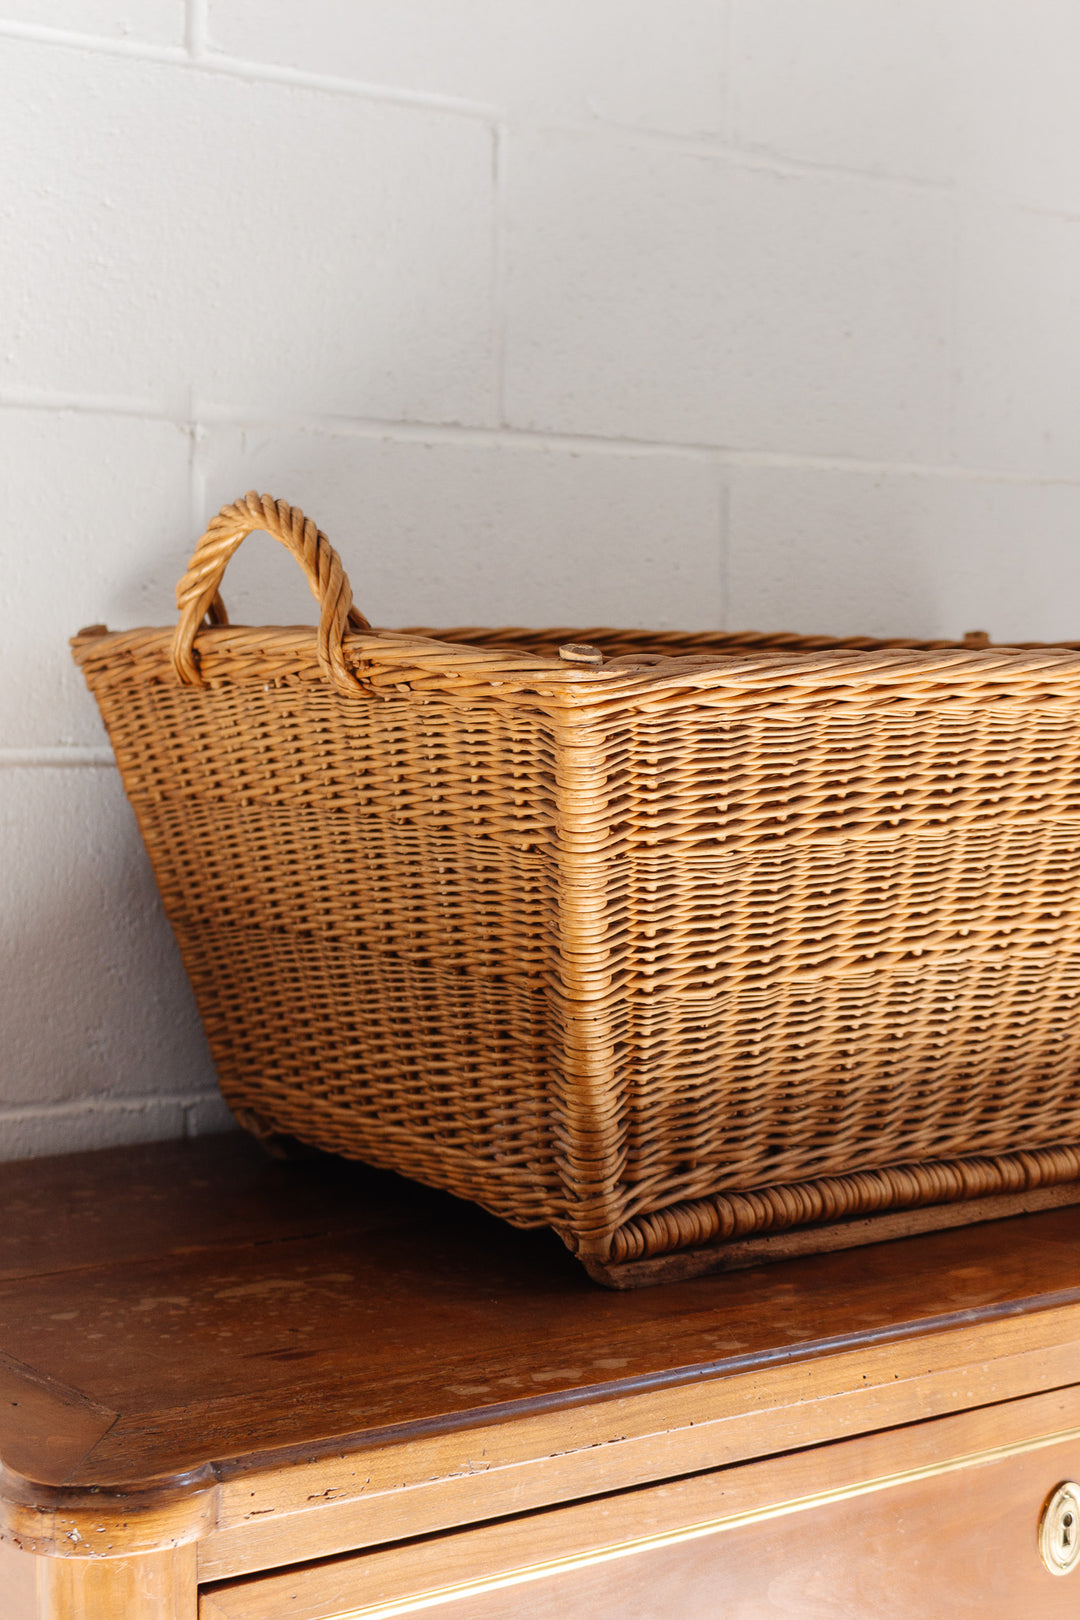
[[72, 492, 1080, 1286]]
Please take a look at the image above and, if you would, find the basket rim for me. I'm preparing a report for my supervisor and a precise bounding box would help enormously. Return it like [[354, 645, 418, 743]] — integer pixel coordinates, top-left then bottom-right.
[[71, 621, 1080, 701]]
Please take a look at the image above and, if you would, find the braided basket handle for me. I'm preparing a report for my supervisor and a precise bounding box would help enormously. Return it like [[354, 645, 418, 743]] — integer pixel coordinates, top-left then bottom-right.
[[172, 491, 371, 691]]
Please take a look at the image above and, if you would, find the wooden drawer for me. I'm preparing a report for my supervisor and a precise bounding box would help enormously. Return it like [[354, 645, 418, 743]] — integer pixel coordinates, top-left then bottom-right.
[[201, 1387, 1080, 1619]]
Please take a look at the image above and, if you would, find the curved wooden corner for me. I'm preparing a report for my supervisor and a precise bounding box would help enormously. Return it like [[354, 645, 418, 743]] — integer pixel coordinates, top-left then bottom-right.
[[0, 1462, 219, 1558]]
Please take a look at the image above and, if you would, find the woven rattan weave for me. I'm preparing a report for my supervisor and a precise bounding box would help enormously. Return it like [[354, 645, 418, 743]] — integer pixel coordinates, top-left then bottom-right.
[[72, 493, 1080, 1284]]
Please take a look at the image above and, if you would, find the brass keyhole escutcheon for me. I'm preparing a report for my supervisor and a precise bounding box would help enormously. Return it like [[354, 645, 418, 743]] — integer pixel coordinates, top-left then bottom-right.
[[1040, 1483, 1080, 1575]]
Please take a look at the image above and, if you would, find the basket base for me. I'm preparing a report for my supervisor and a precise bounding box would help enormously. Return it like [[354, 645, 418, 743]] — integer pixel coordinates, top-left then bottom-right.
[[583, 1177, 1080, 1289]]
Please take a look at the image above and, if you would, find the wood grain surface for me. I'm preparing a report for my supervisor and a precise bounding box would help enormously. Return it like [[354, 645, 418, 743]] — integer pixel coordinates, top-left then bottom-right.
[[2, 1134, 1080, 1584], [201, 1392, 1080, 1619], [39, 1546, 197, 1620], [0, 1539, 198, 1620]]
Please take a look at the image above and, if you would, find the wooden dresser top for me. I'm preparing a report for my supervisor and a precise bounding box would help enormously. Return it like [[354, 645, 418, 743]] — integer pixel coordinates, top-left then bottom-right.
[[2, 1131, 1080, 1515]]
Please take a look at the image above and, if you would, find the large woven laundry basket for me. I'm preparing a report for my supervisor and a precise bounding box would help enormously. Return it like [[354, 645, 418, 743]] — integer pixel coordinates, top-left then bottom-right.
[[72, 493, 1080, 1285]]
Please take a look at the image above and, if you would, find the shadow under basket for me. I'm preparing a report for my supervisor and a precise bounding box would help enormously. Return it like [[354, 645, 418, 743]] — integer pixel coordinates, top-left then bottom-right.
[[72, 492, 1080, 1287]]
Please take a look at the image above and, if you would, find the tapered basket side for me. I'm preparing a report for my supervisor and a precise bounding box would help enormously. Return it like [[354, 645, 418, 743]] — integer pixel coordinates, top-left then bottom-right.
[[556, 668, 1080, 1269], [74, 627, 579, 1232]]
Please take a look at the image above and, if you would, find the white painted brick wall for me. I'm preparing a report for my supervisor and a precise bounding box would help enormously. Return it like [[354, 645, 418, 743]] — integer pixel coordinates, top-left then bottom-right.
[[2, 2, 1079, 1159], [502, 131, 953, 456]]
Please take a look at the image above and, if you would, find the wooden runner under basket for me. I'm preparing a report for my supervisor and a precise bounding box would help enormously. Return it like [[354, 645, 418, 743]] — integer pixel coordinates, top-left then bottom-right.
[[72, 493, 1080, 1286]]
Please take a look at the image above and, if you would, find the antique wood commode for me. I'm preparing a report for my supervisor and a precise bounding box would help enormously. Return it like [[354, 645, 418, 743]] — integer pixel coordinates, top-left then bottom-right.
[[3, 1132, 1080, 1618]]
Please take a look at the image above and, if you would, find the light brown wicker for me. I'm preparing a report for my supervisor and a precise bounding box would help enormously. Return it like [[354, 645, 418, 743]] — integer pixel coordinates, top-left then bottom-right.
[[72, 493, 1080, 1285]]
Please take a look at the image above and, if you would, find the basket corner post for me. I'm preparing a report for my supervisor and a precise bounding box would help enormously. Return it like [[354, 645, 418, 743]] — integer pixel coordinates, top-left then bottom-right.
[[549, 707, 629, 1275]]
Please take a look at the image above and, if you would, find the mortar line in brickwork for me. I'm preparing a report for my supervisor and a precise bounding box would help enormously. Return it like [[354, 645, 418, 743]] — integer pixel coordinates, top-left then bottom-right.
[[718, 447, 1080, 487], [945, 190, 961, 467], [0, 1094, 225, 1126], [0, 387, 189, 423], [188, 416, 208, 548], [0, 19, 498, 122], [184, 0, 207, 60], [0, 749, 115, 769], [600, 127, 956, 196], [195, 49, 499, 121], [555, 118, 1080, 224], [705, 143, 954, 198], [491, 122, 511, 427], [0, 1093, 221, 1117], [0, 19, 187, 63], [185, 411, 1080, 487], [547, 113, 956, 196], [719, 0, 734, 145], [716, 462, 731, 633], [3, 388, 1079, 488]]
